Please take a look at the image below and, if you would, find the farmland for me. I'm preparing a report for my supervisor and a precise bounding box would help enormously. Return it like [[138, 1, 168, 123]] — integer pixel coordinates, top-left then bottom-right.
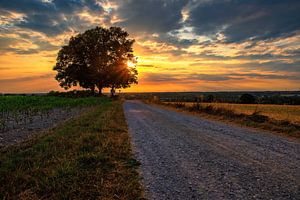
[[0, 95, 107, 111], [173, 102, 300, 125], [124, 91, 300, 105], [0, 96, 107, 132], [0, 95, 112, 146], [0, 93, 299, 199]]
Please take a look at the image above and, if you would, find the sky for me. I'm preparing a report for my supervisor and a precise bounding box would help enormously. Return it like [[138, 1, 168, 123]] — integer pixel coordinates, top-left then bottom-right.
[[0, 0, 299, 93]]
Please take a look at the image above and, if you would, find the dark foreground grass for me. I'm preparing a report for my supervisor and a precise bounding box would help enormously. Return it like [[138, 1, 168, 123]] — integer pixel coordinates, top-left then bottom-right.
[[150, 101, 300, 139], [0, 101, 143, 199]]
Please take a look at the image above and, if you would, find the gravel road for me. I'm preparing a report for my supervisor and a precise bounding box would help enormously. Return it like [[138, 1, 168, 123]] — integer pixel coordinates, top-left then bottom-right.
[[124, 100, 300, 200]]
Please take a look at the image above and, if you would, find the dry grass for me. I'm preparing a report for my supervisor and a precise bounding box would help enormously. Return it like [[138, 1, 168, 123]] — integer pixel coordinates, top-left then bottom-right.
[[0, 101, 143, 199], [170, 102, 300, 125], [157, 101, 300, 139]]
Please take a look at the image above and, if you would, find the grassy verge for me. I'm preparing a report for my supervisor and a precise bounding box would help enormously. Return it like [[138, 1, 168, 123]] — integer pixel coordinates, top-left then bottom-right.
[[169, 102, 300, 124], [0, 100, 143, 199], [149, 100, 300, 139]]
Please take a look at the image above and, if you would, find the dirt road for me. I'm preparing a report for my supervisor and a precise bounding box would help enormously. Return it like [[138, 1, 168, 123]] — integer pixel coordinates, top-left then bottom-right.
[[124, 101, 300, 200]]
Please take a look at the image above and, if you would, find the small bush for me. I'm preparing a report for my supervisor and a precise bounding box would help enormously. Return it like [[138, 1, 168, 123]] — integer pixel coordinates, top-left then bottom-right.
[[173, 102, 185, 109], [247, 111, 269, 123], [214, 107, 236, 118], [240, 93, 256, 104], [47, 90, 100, 98], [189, 103, 202, 111], [203, 105, 214, 113], [205, 95, 215, 103]]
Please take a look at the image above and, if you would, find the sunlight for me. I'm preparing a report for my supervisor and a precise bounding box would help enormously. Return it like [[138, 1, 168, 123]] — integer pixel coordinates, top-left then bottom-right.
[[127, 61, 135, 68]]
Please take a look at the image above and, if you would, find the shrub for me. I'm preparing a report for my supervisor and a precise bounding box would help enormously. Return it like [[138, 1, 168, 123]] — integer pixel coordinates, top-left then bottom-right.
[[248, 111, 269, 123], [189, 103, 202, 111], [174, 102, 185, 109], [205, 95, 215, 103], [240, 93, 256, 104], [204, 105, 214, 113], [47, 90, 99, 98]]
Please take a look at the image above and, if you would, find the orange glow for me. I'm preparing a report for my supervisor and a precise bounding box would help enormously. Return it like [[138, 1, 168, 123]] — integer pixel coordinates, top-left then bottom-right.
[[0, 27, 299, 93], [0, 1, 299, 93], [127, 61, 135, 68]]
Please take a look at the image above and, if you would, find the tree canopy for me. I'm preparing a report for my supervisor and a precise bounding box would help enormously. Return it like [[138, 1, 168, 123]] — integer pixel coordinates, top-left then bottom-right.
[[240, 93, 256, 104], [53, 26, 138, 95]]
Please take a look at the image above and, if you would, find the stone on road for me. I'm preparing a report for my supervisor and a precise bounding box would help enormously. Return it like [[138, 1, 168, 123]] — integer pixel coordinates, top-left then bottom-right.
[[124, 100, 300, 200]]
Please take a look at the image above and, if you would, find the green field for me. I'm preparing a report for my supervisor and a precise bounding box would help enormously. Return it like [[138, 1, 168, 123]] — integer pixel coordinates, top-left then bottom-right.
[[0, 96, 108, 112], [0, 96, 111, 132]]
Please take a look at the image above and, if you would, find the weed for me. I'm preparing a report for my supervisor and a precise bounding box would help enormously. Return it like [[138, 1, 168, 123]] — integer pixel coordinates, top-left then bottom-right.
[[174, 102, 186, 109]]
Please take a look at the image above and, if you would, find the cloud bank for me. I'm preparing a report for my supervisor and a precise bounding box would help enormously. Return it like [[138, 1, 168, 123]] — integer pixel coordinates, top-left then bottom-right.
[[0, 0, 299, 91]]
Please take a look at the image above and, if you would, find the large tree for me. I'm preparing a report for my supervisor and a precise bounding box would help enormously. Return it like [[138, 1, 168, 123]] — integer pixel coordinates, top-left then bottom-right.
[[53, 26, 137, 94]]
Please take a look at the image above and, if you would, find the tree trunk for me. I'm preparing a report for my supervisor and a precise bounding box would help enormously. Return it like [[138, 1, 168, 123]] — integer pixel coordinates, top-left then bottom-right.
[[91, 85, 95, 94], [96, 84, 103, 95], [98, 87, 102, 95], [110, 86, 115, 97]]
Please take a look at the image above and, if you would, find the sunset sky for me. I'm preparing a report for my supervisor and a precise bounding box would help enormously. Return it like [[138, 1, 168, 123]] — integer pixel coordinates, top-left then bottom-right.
[[0, 0, 299, 93]]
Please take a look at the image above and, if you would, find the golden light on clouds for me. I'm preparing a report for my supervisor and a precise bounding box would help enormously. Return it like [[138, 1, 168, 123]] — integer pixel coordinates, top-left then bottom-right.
[[0, 0, 299, 93]]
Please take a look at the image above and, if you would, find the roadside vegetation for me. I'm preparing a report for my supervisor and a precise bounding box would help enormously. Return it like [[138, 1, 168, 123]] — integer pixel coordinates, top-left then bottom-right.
[[0, 100, 143, 199], [148, 99, 300, 139], [172, 102, 300, 124]]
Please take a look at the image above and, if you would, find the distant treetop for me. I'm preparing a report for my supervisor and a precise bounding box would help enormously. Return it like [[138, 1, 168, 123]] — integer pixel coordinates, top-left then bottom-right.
[[240, 93, 256, 104]]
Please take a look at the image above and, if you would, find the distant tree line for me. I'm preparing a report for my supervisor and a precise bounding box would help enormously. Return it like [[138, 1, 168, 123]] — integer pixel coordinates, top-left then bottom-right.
[[47, 90, 98, 98], [197, 94, 300, 105], [124, 92, 300, 105]]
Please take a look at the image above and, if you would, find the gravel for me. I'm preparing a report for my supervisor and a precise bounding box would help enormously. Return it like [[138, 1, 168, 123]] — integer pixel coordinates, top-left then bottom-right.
[[124, 100, 300, 200], [0, 107, 88, 147]]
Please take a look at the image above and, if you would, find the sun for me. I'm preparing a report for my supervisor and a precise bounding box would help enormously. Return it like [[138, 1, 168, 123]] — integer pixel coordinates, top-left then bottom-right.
[[127, 61, 135, 67]]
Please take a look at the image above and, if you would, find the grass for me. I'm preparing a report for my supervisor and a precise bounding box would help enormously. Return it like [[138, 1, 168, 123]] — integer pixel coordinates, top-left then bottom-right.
[[180, 102, 300, 124], [0, 100, 143, 199], [154, 101, 300, 139], [0, 96, 108, 112]]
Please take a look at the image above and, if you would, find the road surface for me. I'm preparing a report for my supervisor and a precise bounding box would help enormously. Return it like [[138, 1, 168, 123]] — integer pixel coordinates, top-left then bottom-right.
[[124, 100, 300, 200]]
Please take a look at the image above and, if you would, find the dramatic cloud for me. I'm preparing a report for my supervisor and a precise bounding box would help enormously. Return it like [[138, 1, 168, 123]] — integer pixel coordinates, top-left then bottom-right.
[[142, 72, 300, 84], [0, 0, 299, 92], [187, 0, 300, 42], [116, 0, 189, 34], [0, 0, 105, 36], [0, 73, 53, 84]]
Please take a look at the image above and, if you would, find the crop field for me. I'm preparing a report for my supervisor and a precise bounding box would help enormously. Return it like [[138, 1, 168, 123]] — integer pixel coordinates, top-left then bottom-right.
[[0, 100, 142, 199], [0, 96, 107, 111], [0, 96, 108, 132], [167, 102, 300, 125]]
